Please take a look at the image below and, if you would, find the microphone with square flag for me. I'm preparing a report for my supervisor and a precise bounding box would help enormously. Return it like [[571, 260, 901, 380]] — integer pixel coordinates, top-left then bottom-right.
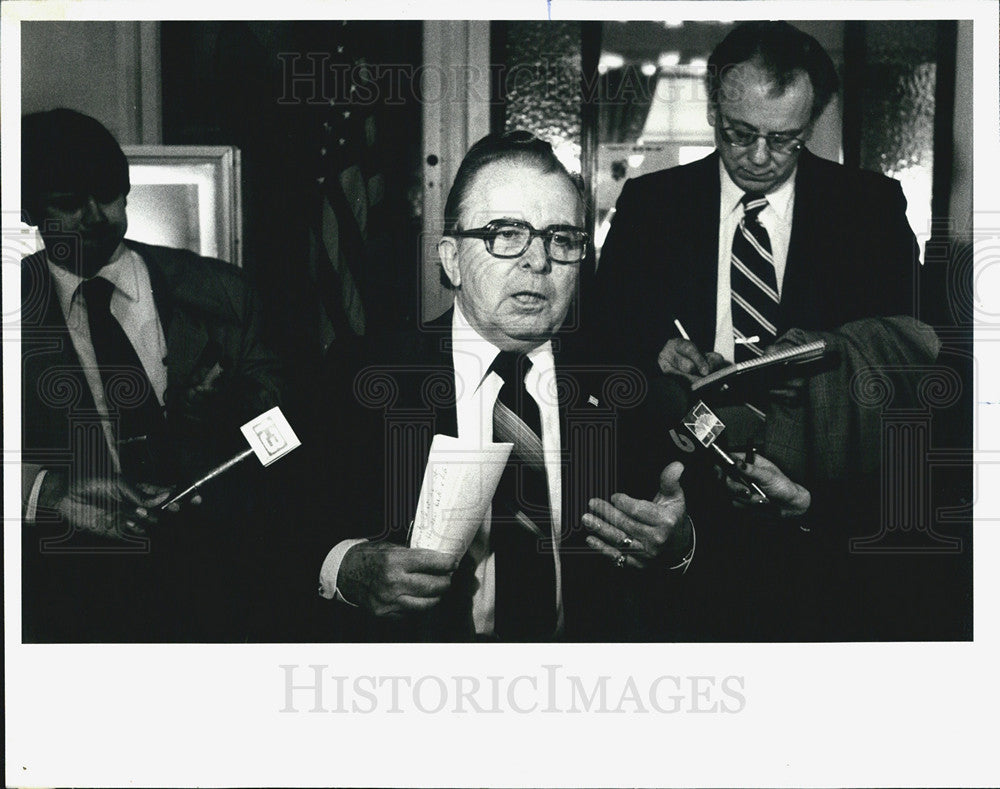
[[159, 406, 301, 509], [653, 375, 769, 502]]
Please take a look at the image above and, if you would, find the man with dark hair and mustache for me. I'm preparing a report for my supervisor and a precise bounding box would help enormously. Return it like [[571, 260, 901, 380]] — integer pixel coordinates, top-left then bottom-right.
[[20, 108, 284, 641]]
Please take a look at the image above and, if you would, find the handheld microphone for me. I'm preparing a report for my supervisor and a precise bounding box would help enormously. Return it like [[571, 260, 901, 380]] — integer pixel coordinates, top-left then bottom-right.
[[652, 375, 769, 503], [680, 400, 769, 503], [160, 406, 301, 509]]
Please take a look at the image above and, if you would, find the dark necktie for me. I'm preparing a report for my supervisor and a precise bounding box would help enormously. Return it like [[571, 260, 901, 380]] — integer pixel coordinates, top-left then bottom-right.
[[489, 351, 557, 641], [80, 276, 164, 475], [731, 193, 779, 362]]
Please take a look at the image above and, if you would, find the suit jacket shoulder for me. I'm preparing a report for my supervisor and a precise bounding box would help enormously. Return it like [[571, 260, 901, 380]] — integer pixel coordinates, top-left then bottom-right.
[[305, 307, 457, 535], [796, 147, 906, 193], [587, 148, 920, 361], [785, 150, 919, 328], [617, 151, 720, 198], [125, 239, 259, 325], [587, 153, 722, 360]]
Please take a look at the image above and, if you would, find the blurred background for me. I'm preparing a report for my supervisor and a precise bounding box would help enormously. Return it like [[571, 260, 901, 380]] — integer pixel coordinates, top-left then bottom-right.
[[20, 18, 972, 373]]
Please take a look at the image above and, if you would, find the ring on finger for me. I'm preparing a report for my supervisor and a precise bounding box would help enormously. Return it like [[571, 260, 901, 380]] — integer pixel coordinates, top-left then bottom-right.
[[620, 535, 633, 548], [615, 553, 626, 569]]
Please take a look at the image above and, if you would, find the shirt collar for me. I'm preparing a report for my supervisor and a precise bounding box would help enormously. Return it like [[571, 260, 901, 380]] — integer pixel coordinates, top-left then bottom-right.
[[719, 159, 796, 223], [451, 301, 554, 397], [47, 240, 142, 316]]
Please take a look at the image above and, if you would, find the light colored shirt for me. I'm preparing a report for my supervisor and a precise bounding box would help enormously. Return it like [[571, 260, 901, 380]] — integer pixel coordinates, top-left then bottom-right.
[[714, 161, 796, 361], [318, 302, 565, 637], [24, 242, 168, 519]]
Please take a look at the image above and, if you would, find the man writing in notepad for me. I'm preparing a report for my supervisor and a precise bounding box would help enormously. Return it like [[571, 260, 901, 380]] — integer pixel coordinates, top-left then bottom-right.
[[593, 21, 921, 379], [589, 23, 948, 640]]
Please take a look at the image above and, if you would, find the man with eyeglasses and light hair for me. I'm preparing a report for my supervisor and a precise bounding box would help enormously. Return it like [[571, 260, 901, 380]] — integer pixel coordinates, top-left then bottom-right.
[[302, 130, 735, 641], [593, 20, 919, 376], [589, 22, 939, 641]]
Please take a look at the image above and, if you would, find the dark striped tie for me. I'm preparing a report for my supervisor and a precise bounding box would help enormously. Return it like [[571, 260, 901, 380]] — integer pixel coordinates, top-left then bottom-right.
[[731, 193, 779, 362], [489, 351, 557, 641]]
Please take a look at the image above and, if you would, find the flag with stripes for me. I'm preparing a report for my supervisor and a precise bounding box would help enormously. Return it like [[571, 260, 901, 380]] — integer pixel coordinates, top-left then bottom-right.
[[310, 22, 385, 348]]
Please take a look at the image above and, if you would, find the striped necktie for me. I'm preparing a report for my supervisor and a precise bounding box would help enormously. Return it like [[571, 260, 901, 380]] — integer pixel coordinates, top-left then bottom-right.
[[489, 351, 556, 641], [731, 193, 779, 362]]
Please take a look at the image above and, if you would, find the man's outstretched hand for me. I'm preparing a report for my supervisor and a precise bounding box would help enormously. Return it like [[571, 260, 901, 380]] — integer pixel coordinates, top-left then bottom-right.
[[37, 470, 177, 541], [583, 461, 692, 570]]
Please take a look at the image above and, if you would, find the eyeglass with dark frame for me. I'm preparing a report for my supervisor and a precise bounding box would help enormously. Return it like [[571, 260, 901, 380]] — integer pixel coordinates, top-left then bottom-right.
[[450, 219, 589, 263], [717, 112, 808, 154]]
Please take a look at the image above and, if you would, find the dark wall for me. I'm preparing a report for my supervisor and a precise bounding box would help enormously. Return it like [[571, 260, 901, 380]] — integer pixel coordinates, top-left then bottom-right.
[[161, 21, 423, 380]]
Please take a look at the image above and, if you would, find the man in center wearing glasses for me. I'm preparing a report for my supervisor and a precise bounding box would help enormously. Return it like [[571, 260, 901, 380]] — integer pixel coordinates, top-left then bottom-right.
[[297, 131, 715, 642]]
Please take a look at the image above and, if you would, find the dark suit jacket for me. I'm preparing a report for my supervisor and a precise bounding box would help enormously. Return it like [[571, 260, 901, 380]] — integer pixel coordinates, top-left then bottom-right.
[[585, 151, 933, 642], [22, 239, 282, 473], [21, 239, 284, 642], [294, 309, 690, 642], [589, 149, 921, 364]]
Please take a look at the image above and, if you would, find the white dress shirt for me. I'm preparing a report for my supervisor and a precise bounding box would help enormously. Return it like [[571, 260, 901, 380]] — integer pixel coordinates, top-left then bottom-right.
[[714, 161, 796, 361], [319, 302, 565, 637], [25, 242, 168, 518]]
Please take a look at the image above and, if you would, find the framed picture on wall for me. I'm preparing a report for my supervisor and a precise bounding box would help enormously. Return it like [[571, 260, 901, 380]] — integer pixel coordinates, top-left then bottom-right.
[[121, 144, 242, 266]]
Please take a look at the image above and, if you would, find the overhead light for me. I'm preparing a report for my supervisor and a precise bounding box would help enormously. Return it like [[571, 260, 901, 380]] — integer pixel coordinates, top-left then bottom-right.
[[599, 53, 625, 71], [663, 19, 684, 28], [688, 57, 708, 70], [627, 153, 645, 169], [658, 51, 681, 68], [640, 62, 657, 77]]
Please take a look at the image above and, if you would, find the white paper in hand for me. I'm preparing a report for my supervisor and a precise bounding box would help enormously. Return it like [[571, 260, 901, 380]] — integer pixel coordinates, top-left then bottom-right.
[[240, 406, 302, 466], [409, 434, 513, 557]]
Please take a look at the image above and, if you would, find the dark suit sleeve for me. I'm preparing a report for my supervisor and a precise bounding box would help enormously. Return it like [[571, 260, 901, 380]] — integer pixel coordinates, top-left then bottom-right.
[[205, 263, 285, 420], [585, 178, 674, 364], [783, 157, 922, 331], [151, 248, 287, 469], [262, 335, 374, 638], [868, 176, 921, 318], [282, 333, 386, 545], [271, 334, 435, 640], [584, 163, 722, 367], [833, 170, 920, 322]]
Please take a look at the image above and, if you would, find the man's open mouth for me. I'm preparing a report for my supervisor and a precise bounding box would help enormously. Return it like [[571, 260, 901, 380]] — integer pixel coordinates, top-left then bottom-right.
[[511, 291, 547, 305]]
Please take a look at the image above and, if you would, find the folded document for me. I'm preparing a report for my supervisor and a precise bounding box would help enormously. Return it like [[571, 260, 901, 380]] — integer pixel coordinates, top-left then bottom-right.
[[409, 434, 513, 557]]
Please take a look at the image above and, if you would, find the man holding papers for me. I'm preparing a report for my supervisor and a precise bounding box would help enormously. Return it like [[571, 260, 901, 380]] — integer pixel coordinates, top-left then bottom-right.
[[307, 131, 725, 641]]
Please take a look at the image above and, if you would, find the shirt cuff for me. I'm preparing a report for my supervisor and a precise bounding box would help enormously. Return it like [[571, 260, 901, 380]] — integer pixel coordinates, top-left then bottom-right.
[[318, 538, 368, 605], [24, 467, 48, 524], [667, 516, 696, 573]]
